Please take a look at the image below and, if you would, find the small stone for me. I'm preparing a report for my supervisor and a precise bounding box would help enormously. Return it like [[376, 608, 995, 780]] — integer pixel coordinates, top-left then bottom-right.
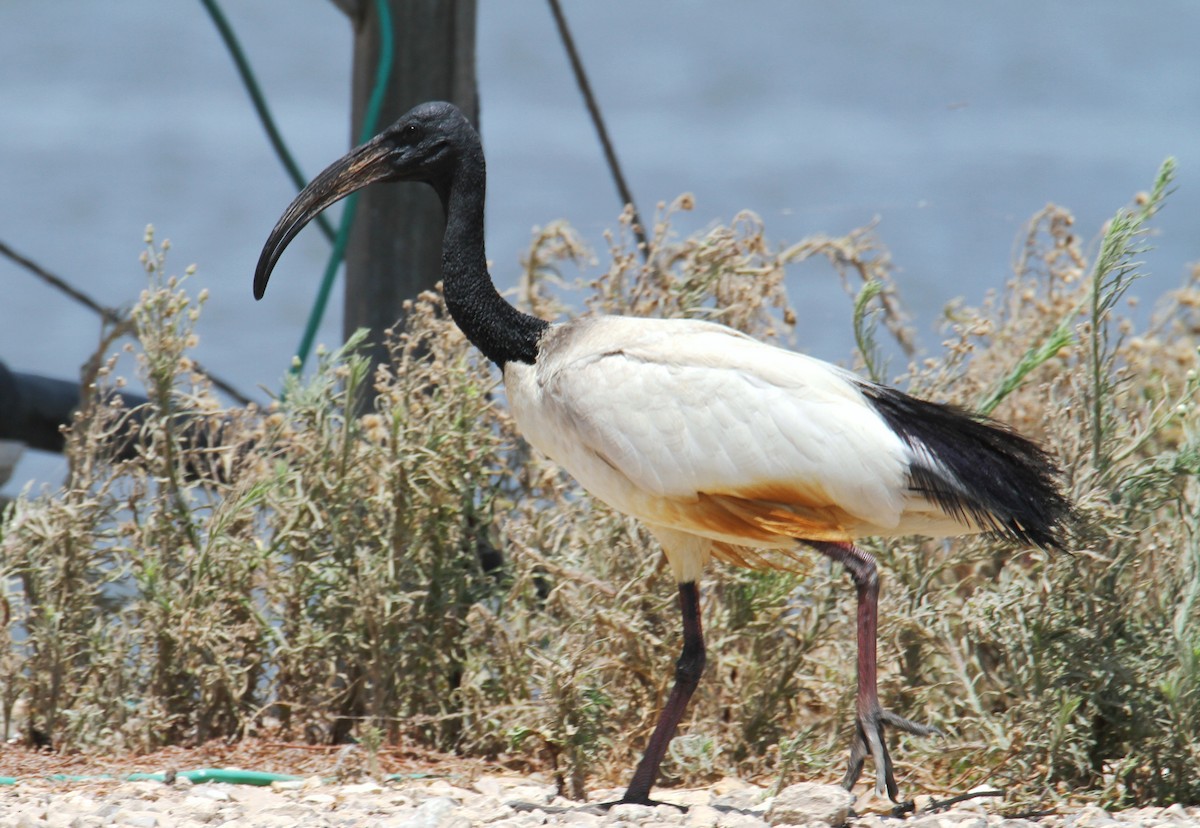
[[254, 816, 298, 828], [717, 810, 767, 828], [376, 811, 418, 828], [667, 789, 712, 808], [502, 784, 557, 808], [189, 785, 231, 802], [45, 813, 75, 828], [482, 818, 542, 828], [424, 779, 472, 799], [686, 804, 723, 827], [472, 776, 539, 797], [712, 787, 769, 812], [116, 781, 164, 800], [95, 803, 122, 820], [905, 816, 949, 828], [177, 795, 223, 822], [60, 794, 98, 811], [1162, 803, 1190, 823], [710, 778, 757, 796], [1021, 818, 1057, 828], [270, 779, 306, 791], [278, 801, 322, 815], [68, 817, 107, 828], [933, 816, 987, 828], [340, 781, 384, 796], [587, 788, 625, 803], [607, 802, 657, 822], [302, 792, 338, 806], [765, 783, 855, 827], [112, 811, 159, 828], [912, 794, 937, 813], [408, 796, 459, 828], [1071, 805, 1116, 827], [934, 815, 967, 826], [966, 783, 1002, 796]]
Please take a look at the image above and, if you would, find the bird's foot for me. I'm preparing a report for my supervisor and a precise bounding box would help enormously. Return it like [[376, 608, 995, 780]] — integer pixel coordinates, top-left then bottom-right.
[[841, 705, 942, 802], [508, 797, 687, 815], [588, 796, 688, 813]]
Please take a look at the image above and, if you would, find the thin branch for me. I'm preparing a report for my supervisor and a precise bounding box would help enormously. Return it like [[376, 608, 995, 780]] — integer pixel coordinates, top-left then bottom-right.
[[0, 239, 254, 406], [546, 0, 649, 260]]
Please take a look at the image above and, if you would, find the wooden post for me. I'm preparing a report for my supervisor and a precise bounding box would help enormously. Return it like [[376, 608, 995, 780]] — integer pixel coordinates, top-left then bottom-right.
[[341, 0, 478, 374]]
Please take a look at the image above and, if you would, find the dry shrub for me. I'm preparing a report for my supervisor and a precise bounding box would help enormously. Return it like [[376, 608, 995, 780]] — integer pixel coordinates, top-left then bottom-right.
[[0, 230, 267, 751], [2, 164, 1197, 807], [876, 162, 1200, 807]]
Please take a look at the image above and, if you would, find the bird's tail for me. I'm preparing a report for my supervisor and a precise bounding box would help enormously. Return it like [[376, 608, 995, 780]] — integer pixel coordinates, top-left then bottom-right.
[[859, 383, 1074, 550]]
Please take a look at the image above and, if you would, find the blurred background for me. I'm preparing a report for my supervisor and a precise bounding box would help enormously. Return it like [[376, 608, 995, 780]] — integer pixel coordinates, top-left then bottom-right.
[[2, 1, 1196, 496]]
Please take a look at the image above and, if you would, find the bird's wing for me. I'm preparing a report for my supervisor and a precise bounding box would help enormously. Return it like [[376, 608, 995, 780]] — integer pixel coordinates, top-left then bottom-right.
[[517, 317, 914, 542]]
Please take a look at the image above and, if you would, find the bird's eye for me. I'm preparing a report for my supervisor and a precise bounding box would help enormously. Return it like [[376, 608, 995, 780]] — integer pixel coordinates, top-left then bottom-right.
[[400, 123, 421, 144]]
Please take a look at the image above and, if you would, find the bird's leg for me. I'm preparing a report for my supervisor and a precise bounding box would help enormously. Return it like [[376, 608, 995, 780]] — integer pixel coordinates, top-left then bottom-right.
[[619, 580, 706, 807], [809, 541, 939, 801]]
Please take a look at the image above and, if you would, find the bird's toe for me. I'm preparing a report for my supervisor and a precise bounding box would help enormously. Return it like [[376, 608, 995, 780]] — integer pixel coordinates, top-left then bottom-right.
[[879, 709, 943, 738], [841, 705, 938, 802]]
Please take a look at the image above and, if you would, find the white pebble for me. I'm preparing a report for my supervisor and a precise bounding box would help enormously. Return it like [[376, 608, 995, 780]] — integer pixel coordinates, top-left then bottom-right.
[[112, 811, 160, 828], [187, 785, 231, 802], [269, 779, 306, 791], [177, 795, 223, 822], [607, 802, 657, 821], [685, 804, 723, 827]]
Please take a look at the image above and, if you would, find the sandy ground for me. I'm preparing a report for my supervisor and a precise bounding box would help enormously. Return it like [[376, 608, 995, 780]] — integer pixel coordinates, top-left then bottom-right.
[[2, 740, 1197, 828]]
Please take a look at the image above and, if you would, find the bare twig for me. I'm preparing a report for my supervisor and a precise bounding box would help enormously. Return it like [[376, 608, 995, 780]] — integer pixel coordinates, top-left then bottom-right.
[[0, 239, 254, 405], [546, 0, 649, 260]]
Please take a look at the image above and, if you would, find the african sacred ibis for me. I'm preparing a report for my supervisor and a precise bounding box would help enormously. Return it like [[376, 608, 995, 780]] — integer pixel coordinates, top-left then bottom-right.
[[254, 101, 1072, 805]]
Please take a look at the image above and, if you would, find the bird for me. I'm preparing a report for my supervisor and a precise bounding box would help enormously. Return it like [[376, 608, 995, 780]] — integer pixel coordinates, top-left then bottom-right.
[[253, 101, 1072, 805]]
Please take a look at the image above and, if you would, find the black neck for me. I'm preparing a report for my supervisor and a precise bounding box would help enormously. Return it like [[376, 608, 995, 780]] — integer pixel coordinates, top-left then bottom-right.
[[435, 142, 548, 368]]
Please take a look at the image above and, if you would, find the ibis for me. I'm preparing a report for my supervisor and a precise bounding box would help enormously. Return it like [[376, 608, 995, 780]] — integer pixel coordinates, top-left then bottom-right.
[[253, 101, 1072, 804]]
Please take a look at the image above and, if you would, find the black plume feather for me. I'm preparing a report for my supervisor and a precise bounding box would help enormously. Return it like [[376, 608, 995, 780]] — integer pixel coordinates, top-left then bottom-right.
[[859, 383, 1073, 550]]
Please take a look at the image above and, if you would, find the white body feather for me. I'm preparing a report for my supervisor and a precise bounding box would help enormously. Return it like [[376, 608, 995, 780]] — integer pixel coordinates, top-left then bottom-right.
[[504, 316, 974, 582]]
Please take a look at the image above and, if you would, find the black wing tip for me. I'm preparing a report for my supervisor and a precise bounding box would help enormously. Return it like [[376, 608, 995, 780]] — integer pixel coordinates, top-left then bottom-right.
[[967, 443, 1077, 552], [858, 382, 1077, 552], [908, 460, 1075, 552], [997, 496, 1077, 552]]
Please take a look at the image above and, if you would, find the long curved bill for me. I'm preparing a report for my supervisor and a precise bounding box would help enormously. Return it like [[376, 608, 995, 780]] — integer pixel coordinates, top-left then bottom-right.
[[253, 133, 393, 300]]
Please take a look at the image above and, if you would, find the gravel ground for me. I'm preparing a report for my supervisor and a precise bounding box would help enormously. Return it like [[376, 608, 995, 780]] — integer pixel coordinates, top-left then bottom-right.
[[3, 774, 1198, 828]]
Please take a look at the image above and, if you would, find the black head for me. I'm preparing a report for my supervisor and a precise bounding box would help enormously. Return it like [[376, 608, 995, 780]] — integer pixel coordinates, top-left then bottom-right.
[[253, 101, 477, 300]]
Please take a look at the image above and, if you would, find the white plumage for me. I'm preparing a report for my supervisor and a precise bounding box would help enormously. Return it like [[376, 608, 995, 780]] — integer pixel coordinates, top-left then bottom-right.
[[506, 315, 970, 581]]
